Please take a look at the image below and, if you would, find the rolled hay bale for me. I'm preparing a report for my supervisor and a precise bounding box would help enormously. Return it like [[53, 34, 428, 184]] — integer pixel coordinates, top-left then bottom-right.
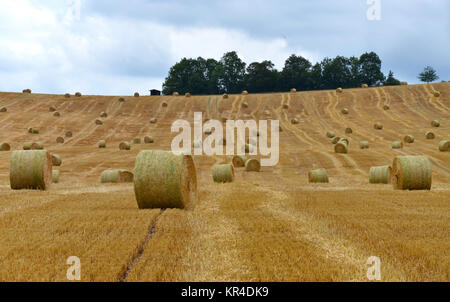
[[283, 103, 289, 109], [345, 127, 353, 134], [65, 131, 72, 138], [173, 92, 179, 96], [133, 150, 197, 209], [431, 120, 440, 127], [162, 101, 168, 107], [134, 92, 140, 97], [185, 92, 191, 97], [75, 92, 82, 97], [433, 91, 440, 97], [391, 156, 432, 190], [290, 88, 297, 93], [56, 137, 64, 144], [341, 108, 349, 114], [335, 139, 348, 154], [383, 104, 390, 110], [49, 106, 56, 112], [10, 150, 52, 190], [369, 165, 391, 184], [150, 118, 157, 124], [52, 170, 59, 183], [242, 90, 248, 95], [362, 84, 368, 88], [32, 128, 40, 134], [31, 142, 44, 150], [223, 94, 229, 99], [308, 168, 329, 183], [360, 141, 369, 149], [392, 141, 403, 149], [374, 122, 383, 130], [212, 164, 234, 183], [400, 81, 408, 86], [242, 102, 249, 108], [291, 118, 299, 124], [100, 112, 108, 118], [326, 131, 336, 138], [439, 140, 449, 152], [64, 93, 71, 98], [101, 169, 134, 184], [0, 107, 7, 112], [133, 138, 141, 144], [22, 89, 31, 93], [118, 97, 125, 102], [53, 111, 60, 117], [27, 127, 33, 134], [95, 119, 103, 125], [331, 136, 341, 144], [232, 155, 248, 167], [144, 136, 154, 144], [336, 88, 343, 93], [23, 142, 32, 150], [98, 140, 106, 148], [425, 132, 435, 139], [119, 142, 131, 150], [245, 158, 261, 172], [404, 135, 415, 144], [0, 143, 11, 151], [51, 154, 62, 166]]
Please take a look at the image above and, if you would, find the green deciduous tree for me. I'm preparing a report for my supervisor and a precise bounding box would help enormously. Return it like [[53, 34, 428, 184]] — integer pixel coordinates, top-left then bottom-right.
[[418, 66, 439, 83]]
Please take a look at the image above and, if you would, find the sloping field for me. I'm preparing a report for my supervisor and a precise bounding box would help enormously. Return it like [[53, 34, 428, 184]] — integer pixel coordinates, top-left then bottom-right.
[[0, 83, 448, 281]]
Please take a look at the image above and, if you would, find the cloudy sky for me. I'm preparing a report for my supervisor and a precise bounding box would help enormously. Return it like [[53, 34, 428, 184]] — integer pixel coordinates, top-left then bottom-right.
[[0, 0, 448, 95]]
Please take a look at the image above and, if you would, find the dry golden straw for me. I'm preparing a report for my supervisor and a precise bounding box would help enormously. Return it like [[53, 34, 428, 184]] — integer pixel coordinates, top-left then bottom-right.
[[212, 164, 234, 183], [133, 138, 141, 144], [369, 165, 391, 184], [10, 150, 52, 190], [308, 168, 329, 183], [232, 155, 248, 167], [391, 155, 431, 190], [101, 169, 134, 183], [283, 103, 289, 109], [133, 150, 197, 209], [245, 159, 261, 172]]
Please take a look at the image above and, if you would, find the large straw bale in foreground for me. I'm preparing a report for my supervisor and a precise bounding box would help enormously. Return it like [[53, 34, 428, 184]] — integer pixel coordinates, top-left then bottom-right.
[[308, 168, 329, 183], [101, 169, 134, 183], [52, 170, 59, 183], [232, 155, 248, 167], [439, 140, 449, 152], [245, 159, 261, 172], [10, 150, 52, 190], [134, 150, 197, 209], [369, 165, 391, 184], [212, 164, 234, 183], [391, 156, 431, 190]]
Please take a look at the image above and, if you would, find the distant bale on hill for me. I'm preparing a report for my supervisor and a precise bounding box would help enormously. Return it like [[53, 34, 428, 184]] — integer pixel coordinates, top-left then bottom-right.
[[53, 111, 60, 117], [374, 122, 383, 130], [134, 92, 140, 97], [49, 106, 56, 112], [369, 165, 391, 184], [392, 141, 403, 149], [360, 141, 369, 149], [431, 120, 440, 127], [336, 88, 343, 93], [52, 170, 59, 183], [100, 112, 108, 118], [119, 141, 131, 150], [65, 131, 72, 138], [242, 102, 249, 108], [392, 155, 431, 190], [404, 135, 415, 144], [101, 169, 134, 183], [232, 155, 247, 167], [95, 119, 103, 125], [308, 168, 329, 183], [0, 143, 11, 151], [23, 143, 31, 150], [31, 142, 44, 150], [439, 140, 449, 152], [362, 84, 368, 88], [245, 159, 261, 172], [331, 136, 341, 144], [118, 97, 125, 102], [149, 118, 157, 124], [98, 140, 106, 148], [10, 150, 52, 190], [31, 128, 40, 134], [291, 118, 299, 125], [326, 131, 336, 138], [341, 108, 349, 114], [283, 103, 289, 109], [222, 94, 228, 99], [290, 88, 297, 93], [383, 104, 390, 110], [242, 90, 248, 95], [75, 92, 82, 97], [212, 164, 234, 183], [56, 137, 64, 144], [162, 101, 168, 107], [400, 81, 408, 86], [345, 127, 353, 134], [0, 107, 7, 112], [433, 91, 440, 97], [334, 139, 348, 154], [425, 132, 435, 139], [185, 92, 191, 97], [144, 136, 154, 144], [64, 93, 71, 98], [173, 92, 179, 96], [23, 89, 31, 93], [51, 154, 62, 166]]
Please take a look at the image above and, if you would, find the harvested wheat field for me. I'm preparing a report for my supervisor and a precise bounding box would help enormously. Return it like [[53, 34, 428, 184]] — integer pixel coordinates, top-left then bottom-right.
[[0, 83, 449, 282]]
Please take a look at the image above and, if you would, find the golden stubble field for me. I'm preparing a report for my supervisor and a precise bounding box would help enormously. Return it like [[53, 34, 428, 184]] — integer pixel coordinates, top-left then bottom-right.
[[0, 83, 448, 281]]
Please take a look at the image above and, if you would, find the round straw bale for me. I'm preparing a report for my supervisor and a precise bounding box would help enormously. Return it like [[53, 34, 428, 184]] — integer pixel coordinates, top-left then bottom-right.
[[98, 140, 106, 148], [23, 142, 32, 150], [0, 107, 7, 112], [391, 156, 431, 190], [438, 140, 449, 152], [290, 88, 297, 93], [369, 165, 391, 184], [95, 119, 103, 125], [336, 88, 343, 93], [64, 93, 70, 98], [283, 103, 289, 109], [245, 159, 261, 172], [119, 142, 131, 150], [31, 142, 44, 150], [326, 131, 336, 138], [331, 136, 341, 144], [133, 138, 141, 144], [65, 131, 72, 138], [173, 92, 179, 96], [232, 155, 248, 167], [56, 137, 64, 144], [150, 118, 157, 124], [75, 92, 82, 97], [242, 90, 248, 95], [223, 94, 228, 99], [425, 132, 435, 139], [133, 150, 197, 209], [360, 141, 369, 149], [134, 92, 140, 97], [383, 104, 390, 110], [433, 91, 440, 97], [51, 154, 62, 166], [242, 102, 249, 108], [53, 111, 60, 117], [400, 81, 408, 86], [374, 122, 383, 130], [49, 106, 56, 112], [362, 84, 368, 88], [308, 168, 329, 183], [291, 118, 299, 124], [28, 127, 33, 134], [185, 92, 191, 97], [392, 141, 403, 149], [0, 143, 11, 151], [212, 164, 234, 183], [10, 150, 52, 190], [32, 128, 40, 134], [101, 169, 134, 183], [118, 97, 125, 102], [100, 112, 108, 118], [431, 120, 440, 127], [345, 127, 353, 134], [404, 135, 415, 143], [162, 101, 168, 107], [335, 139, 348, 154], [144, 136, 154, 144], [52, 170, 59, 183], [23, 89, 31, 93], [341, 108, 349, 114]]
